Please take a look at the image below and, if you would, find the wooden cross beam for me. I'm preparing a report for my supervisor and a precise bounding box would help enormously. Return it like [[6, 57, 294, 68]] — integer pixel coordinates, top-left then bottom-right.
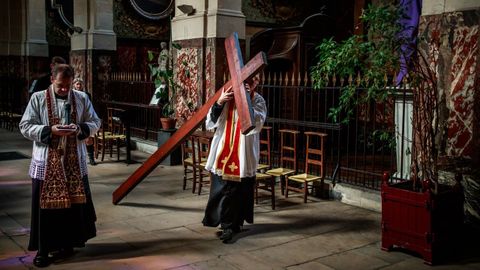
[[225, 32, 255, 134], [112, 33, 267, 204]]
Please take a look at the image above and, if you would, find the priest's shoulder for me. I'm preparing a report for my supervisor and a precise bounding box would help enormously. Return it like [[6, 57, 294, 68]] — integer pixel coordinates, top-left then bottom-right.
[[73, 89, 89, 100], [30, 90, 47, 102], [253, 92, 265, 103]]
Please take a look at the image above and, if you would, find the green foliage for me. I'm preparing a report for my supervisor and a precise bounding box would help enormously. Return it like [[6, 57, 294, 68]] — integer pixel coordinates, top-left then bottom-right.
[[313, 3, 444, 185], [172, 43, 182, 50], [148, 42, 182, 118], [311, 3, 407, 123], [147, 51, 155, 62], [370, 129, 396, 151]]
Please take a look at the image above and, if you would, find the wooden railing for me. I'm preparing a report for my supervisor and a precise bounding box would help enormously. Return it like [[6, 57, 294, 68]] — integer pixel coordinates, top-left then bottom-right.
[[100, 72, 161, 141]]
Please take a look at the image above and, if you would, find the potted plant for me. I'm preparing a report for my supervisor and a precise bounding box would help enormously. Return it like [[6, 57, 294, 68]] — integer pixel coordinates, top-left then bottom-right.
[[148, 43, 181, 130], [311, 3, 464, 264]]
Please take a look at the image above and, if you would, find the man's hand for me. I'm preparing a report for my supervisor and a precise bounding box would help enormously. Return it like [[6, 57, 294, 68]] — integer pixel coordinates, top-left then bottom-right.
[[52, 124, 77, 136], [245, 76, 259, 93], [217, 87, 234, 106], [245, 82, 252, 93]]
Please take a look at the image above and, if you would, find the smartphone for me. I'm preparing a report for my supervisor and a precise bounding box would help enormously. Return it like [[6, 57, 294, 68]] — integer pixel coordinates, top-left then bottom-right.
[[56, 125, 76, 131]]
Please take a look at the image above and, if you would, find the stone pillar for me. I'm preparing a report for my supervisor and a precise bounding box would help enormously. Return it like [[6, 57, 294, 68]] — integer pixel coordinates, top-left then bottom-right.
[[1, 0, 50, 70], [70, 0, 116, 106], [171, 0, 245, 125], [0, 0, 23, 78], [25, 0, 49, 58], [421, 0, 480, 227], [0, 0, 49, 111], [24, 0, 49, 93]]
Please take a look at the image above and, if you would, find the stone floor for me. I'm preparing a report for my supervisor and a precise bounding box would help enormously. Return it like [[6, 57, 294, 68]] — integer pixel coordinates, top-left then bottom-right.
[[0, 128, 479, 270]]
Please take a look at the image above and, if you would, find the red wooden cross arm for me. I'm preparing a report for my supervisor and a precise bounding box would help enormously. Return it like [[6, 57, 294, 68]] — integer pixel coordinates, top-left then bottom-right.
[[112, 51, 267, 204], [225, 32, 256, 134]]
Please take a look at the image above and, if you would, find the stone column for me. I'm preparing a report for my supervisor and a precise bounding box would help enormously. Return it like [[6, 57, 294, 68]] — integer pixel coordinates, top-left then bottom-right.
[[0, 0, 50, 63], [70, 0, 116, 106], [0, 0, 49, 111], [24, 0, 49, 58], [421, 0, 480, 226], [171, 0, 245, 125]]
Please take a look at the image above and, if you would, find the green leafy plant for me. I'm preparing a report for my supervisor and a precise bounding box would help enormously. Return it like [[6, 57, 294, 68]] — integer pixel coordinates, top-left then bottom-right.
[[147, 44, 181, 118], [311, 3, 404, 123], [312, 3, 442, 188], [370, 130, 396, 151]]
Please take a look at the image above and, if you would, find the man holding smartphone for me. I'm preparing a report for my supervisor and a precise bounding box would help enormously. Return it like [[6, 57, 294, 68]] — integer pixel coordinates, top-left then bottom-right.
[[19, 64, 101, 267]]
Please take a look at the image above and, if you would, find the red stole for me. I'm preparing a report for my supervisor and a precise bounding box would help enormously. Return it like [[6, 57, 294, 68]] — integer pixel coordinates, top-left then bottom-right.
[[215, 101, 242, 181]]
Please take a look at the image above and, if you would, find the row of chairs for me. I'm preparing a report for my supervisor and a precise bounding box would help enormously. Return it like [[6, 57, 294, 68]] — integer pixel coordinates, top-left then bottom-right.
[[0, 111, 22, 131], [182, 127, 327, 210], [256, 129, 327, 208]]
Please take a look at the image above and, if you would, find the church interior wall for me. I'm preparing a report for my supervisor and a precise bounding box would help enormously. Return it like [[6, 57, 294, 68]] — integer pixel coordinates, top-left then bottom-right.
[[245, 0, 356, 74], [419, 0, 480, 225], [419, 3, 480, 164], [113, 0, 170, 73]]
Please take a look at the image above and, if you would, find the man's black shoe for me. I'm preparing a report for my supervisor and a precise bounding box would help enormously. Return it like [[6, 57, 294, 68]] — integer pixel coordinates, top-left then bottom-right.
[[33, 253, 51, 268], [220, 228, 234, 242], [56, 247, 74, 259], [89, 158, 97, 166], [48, 246, 74, 263]]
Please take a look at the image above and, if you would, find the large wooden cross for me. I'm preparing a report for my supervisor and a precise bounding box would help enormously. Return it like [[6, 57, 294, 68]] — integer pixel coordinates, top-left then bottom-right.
[[112, 32, 267, 204]]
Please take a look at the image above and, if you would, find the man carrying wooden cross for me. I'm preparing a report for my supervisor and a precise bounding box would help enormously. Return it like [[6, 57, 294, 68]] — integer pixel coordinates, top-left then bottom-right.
[[202, 74, 266, 243], [201, 32, 267, 243], [111, 32, 266, 243], [111, 33, 267, 207]]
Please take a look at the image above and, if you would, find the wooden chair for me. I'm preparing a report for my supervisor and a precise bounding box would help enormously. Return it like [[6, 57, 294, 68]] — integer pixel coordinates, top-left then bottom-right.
[[8, 112, 22, 131], [257, 126, 272, 172], [107, 107, 126, 135], [286, 131, 327, 203], [0, 109, 8, 129], [255, 173, 276, 210], [195, 136, 211, 195], [265, 129, 300, 195], [0, 104, 22, 131], [94, 108, 126, 161], [182, 136, 198, 193], [0, 102, 13, 130]]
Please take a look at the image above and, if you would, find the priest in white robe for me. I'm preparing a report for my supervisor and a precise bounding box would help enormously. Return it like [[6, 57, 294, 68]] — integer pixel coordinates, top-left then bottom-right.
[[202, 75, 267, 243], [19, 64, 101, 267]]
